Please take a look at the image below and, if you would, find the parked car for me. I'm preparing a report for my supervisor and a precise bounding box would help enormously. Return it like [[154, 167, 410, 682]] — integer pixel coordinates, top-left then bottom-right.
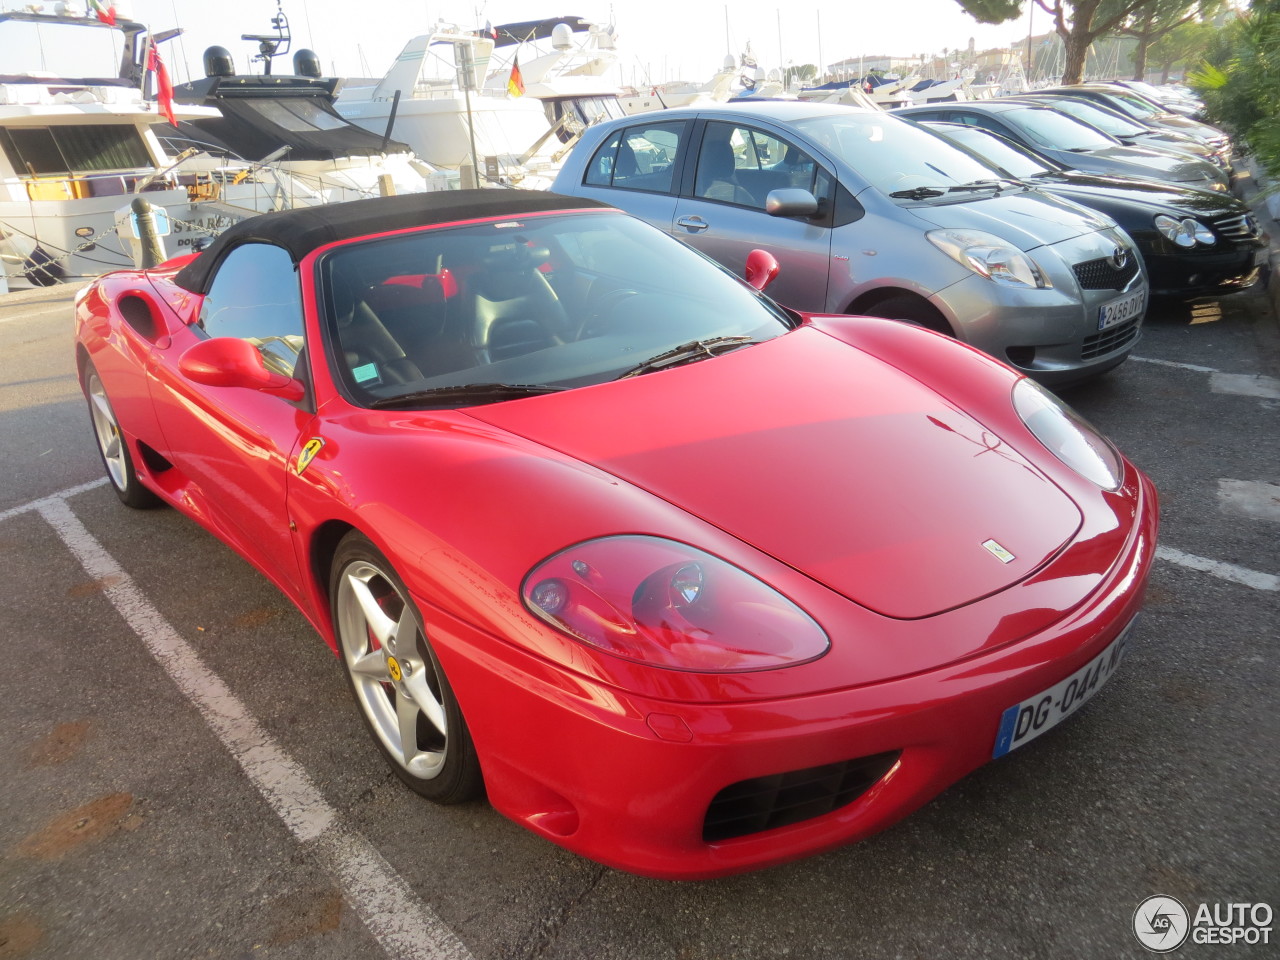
[[552, 101, 1148, 384], [1024, 85, 1231, 165], [77, 189, 1158, 880], [894, 99, 1228, 192], [1105, 79, 1205, 119], [922, 122, 1268, 300], [1002, 92, 1224, 171]]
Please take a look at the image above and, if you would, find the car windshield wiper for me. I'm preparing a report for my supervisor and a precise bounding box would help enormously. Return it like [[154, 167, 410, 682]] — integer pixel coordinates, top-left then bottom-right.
[[368, 383, 566, 408], [888, 186, 946, 199], [617, 336, 759, 379], [948, 178, 1022, 193]]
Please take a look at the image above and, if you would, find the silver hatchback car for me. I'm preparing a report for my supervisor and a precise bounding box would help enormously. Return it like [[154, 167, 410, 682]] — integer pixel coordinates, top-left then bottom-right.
[[552, 101, 1147, 384]]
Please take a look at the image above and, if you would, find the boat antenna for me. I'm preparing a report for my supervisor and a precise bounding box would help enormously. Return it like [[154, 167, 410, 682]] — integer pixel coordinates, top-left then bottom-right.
[[242, 0, 292, 76]]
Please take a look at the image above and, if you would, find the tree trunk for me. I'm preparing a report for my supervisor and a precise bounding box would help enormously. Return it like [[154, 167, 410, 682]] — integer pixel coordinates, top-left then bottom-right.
[[1061, 30, 1093, 84], [1133, 40, 1150, 80]]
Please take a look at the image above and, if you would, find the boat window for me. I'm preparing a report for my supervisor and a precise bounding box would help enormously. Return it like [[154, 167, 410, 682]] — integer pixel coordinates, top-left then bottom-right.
[[249, 100, 351, 133], [693, 122, 826, 211], [0, 19, 126, 81], [583, 121, 686, 194], [0, 126, 152, 174], [198, 243, 305, 378]]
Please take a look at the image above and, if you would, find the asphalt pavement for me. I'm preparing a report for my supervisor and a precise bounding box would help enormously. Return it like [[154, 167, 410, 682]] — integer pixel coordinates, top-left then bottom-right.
[[1, 185, 1276, 959]]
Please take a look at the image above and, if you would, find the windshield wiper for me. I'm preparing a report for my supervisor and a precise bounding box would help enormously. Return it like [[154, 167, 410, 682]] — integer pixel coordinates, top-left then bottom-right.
[[368, 383, 566, 408], [888, 186, 946, 199], [617, 336, 758, 379], [948, 178, 1022, 193]]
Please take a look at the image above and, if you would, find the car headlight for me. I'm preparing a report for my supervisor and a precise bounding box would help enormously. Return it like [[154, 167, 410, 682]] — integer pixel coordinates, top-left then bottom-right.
[[1012, 378, 1123, 490], [522, 536, 830, 672], [1154, 214, 1216, 247], [926, 229, 1051, 288]]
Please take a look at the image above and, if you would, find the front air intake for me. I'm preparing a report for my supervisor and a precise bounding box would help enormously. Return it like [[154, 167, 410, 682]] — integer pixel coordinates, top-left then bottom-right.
[[703, 751, 900, 842]]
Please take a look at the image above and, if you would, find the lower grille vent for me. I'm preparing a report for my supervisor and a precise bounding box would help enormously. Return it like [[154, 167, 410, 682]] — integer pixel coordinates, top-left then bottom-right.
[[703, 751, 901, 842]]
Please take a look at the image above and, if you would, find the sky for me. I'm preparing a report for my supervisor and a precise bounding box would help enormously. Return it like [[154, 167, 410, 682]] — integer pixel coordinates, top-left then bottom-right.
[[110, 0, 1039, 86]]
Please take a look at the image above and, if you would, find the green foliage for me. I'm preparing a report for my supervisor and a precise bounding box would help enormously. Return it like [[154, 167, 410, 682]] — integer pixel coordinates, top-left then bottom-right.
[[1188, 1, 1280, 178], [953, 0, 1025, 22]]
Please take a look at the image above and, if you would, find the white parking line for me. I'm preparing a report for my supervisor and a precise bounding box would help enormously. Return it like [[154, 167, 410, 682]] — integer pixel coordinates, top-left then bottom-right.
[[1156, 545, 1279, 592], [32, 493, 473, 960], [1130, 356, 1217, 373], [1130, 356, 1280, 400]]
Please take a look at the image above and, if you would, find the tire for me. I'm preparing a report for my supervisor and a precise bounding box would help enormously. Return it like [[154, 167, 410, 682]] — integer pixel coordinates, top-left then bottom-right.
[[861, 295, 953, 336], [330, 532, 483, 804], [83, 365, 161, 509]]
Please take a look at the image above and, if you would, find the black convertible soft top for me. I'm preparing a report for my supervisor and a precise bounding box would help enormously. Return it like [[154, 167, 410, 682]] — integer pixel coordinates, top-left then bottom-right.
[[173, 190, 608, 293]]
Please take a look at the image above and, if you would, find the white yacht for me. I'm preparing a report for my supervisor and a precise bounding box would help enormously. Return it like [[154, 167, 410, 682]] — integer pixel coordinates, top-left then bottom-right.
[[0, 5, 312, 288], [335, 24, 564, 188], [480, 17, 628, 137]]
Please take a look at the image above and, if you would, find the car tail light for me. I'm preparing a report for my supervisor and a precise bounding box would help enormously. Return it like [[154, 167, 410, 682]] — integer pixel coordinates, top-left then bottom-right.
[[522, 536, 829, 672]]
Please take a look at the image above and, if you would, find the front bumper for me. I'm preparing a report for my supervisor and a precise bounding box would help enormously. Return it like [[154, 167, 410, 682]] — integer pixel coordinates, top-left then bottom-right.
[[423, 471, 1159, 880], [1142, 243, 1266, 299]]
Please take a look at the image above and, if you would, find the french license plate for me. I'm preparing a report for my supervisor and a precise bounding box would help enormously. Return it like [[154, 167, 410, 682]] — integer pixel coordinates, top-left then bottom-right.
[[992, 618, 1137, 759], [1098, 290, 1144, 331]]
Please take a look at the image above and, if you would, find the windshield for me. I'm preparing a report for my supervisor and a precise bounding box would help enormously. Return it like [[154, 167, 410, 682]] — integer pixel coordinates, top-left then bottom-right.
[[1006, 107, 1116, 151], [1098, 91, 1163, 120], [319, 212, 793, 407], [0, 18, 127, 81], [792, 112, 1002, 196], [925, 124, 1054, 178], [1042, 98, 1146, 137]]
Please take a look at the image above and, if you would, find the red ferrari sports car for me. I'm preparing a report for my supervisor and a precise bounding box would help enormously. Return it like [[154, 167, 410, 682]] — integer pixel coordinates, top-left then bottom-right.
[[75, 190, 1158, 880]]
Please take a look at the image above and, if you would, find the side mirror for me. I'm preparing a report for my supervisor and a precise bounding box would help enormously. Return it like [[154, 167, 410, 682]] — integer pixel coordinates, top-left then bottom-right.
[[179, 337, 305, 402], [744, 249, 780, 292], [765, 188, 819, 219]]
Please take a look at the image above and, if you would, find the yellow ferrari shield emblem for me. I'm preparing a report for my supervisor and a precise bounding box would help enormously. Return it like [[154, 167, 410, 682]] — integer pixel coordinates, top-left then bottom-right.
[[386, 656, 403, 682], [296, 437, 324, 475]]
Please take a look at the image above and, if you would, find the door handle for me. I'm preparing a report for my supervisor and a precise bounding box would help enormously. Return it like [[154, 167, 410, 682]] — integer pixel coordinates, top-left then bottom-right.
[[676, 216, 709, 232]]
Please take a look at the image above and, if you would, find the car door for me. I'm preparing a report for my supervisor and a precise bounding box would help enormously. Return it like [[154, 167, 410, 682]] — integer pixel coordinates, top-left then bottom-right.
[[573, 118, 689, 232], [670, 120, 832, 313], [146, 242, 313, 595]]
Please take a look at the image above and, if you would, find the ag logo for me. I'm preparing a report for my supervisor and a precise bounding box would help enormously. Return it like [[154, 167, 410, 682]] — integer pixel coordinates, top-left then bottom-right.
[[1133, 895, 1190, 953], [296, 437, 325, 475]]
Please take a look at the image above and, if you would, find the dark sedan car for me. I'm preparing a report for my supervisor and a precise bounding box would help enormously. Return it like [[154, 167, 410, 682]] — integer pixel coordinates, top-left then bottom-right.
[[1021, 86, 1231, 166], [923, 122, 1267, 300], [895, 100, 1228, 193]]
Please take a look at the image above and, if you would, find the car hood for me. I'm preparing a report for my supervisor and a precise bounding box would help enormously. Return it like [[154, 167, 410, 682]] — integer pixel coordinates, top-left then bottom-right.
[[1054, 144, 1217, 183], [1031, 172, 1243, 219], [468, 327, 1083, 619], [902, 188, 1112, 249]]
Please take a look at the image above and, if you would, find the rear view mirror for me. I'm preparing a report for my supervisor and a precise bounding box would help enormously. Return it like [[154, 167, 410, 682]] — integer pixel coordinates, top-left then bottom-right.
[[744, 249, 780, 292], [765, 188, 819, 218], [179, 337, 305, 401]]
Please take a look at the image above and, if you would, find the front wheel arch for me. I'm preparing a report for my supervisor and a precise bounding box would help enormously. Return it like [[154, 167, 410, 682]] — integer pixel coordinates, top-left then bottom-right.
[[846, 291, 954, 337]]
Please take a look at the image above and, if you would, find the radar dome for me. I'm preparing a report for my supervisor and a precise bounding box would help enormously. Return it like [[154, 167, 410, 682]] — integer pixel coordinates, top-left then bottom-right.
[[293, 48, 322, 78], [203, 46, 235, 78]]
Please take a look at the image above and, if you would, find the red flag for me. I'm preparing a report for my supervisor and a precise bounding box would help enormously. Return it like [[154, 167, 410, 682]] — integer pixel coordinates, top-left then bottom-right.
[[89, 0, 116, 25], [147, 44, 177, 126], [507, 56, 525, 97]]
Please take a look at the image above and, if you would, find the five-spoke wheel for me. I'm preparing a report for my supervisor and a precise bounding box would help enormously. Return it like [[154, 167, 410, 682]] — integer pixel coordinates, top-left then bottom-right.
[[331, 533, 482, 803], [83, 364, 159, 508]]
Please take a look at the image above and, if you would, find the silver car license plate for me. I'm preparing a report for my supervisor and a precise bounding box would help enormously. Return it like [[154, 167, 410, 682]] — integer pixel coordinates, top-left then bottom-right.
[[1098, 290, 1144, 330]]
